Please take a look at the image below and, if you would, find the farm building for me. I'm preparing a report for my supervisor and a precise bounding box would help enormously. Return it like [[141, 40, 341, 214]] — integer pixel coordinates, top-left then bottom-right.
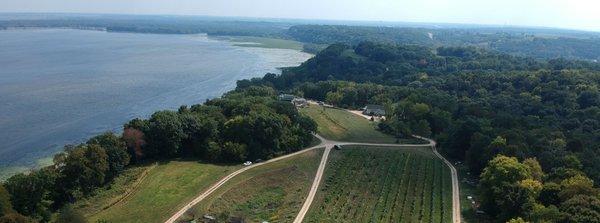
[[362, 104, 386, 116], [292, 98, 308, 107], [278, 94, 295, 101]]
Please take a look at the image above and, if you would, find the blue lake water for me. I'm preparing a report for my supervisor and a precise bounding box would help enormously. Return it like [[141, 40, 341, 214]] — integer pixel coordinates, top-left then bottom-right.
[[0, 29, 312, 167]]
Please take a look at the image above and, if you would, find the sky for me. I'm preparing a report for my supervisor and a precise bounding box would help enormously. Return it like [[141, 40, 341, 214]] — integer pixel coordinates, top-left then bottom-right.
[[1, 0, 600, 31]]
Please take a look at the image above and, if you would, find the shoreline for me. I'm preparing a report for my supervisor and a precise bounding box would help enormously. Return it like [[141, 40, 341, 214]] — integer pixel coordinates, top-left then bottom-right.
[[0, 28, 313, 181]]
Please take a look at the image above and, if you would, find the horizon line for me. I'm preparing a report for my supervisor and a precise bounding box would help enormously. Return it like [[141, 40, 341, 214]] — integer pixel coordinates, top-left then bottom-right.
[[1, 11, 599, 34]]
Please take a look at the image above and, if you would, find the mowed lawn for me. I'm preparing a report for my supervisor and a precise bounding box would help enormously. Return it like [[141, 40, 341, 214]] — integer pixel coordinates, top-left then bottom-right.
[[88, 161, 238, 223], [182, 148, 324, 223], [305, 146, 453, 223], [300, 105, 419, 143]]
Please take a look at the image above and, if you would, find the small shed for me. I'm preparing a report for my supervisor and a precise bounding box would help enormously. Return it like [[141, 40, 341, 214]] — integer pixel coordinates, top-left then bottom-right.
[[362, 104, 386, 116]]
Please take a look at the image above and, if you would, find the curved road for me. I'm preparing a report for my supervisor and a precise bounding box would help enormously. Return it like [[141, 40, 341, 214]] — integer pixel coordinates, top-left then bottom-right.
[[164, 134, 328, 223], [166, 134, 460, 223]]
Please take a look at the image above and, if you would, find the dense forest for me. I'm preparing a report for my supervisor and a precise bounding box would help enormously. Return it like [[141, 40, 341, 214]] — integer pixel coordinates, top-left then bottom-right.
[[240, 42, 600, 222], [0, 86, 316, 222]]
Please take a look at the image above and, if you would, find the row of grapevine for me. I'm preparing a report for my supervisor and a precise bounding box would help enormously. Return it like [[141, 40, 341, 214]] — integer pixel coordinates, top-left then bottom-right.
[[304, 146, 452, 223]]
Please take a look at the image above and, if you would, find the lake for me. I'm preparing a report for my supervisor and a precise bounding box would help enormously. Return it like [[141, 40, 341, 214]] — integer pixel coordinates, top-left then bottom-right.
[[0, 29, 312, 170]]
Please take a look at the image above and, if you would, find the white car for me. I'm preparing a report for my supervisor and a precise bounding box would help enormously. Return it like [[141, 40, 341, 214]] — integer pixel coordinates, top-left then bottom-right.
[[243, 161, 253, 166]]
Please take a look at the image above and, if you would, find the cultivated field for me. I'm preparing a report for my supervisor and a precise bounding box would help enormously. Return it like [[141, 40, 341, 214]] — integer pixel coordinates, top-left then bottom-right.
[[182, 148, 324, 223], [87, 161, 238, 223], [304, 146, 453, 223], [300, 106, 421, 144]]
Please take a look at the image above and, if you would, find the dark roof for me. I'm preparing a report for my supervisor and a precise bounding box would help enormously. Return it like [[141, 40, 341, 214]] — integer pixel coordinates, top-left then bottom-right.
[[365, 104, 384, 110], [278, 94, 295, 101]]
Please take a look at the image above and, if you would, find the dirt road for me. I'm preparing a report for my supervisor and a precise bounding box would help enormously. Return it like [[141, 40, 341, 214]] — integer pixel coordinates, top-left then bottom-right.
[[165, 134, 460, 223], [291, 137, 447, 223], [414, 135, 461, 223], [164, 135, 327, 223]]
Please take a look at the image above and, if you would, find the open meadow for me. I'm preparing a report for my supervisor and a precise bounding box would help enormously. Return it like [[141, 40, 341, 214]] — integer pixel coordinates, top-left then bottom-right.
[[181, 148, 324, 223], [299, 106, 422, 144], [81, 161, 238, 223]]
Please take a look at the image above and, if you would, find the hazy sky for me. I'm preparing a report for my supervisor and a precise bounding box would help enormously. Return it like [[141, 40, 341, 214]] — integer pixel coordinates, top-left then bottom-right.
[[1, 0, 600, 31]]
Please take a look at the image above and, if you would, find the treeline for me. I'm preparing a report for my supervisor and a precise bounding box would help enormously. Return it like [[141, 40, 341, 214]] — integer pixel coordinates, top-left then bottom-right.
[[4, 15, 600, 60], [286, 25, 600, 61], [0, 86, 316, 222], [239, 42, 600, 222], [0, 18, 290, 37], [492, 37, 600, 61], [240, 41, 600, 89]]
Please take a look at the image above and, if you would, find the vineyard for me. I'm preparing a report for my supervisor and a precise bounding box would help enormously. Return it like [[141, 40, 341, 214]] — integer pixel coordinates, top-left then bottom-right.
[[305, 146, 453, 223]]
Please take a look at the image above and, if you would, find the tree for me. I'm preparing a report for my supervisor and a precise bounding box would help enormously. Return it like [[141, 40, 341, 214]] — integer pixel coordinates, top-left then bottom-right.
[[3, 170, 54, 221], [465, 132, 492, 174], [528, 203, 562, 223], [221, 142, 247, 162], [55, 205, 87, 223], [325, 91, 343, 106], [122, 128, 145, 161], [0, 185, 12, 217], [87, 132, 130, 180], [0, 213, 33, 223], [179, 113, 219, 157], [559, 174, 598, 201], [577, 90, 599, 109], [523, 158, 544, 182], [506, 217, 528, 223], [145, 111, 185, 158], [412, 119, 431, 137], [479, 155, 536, 221], [539, 182, 561, 206], [560, 195, 600, 223], [58, 145, 109, 197]]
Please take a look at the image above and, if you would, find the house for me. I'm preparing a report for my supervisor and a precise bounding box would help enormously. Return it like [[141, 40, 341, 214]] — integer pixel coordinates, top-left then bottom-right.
[[278, 94, 295, 101], [362, 104, 386, 116], [292, 98, 308, 107]]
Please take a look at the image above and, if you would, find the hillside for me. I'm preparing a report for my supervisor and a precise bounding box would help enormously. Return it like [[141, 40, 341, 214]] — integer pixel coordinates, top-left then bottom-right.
[[242, 42, 600, 222]]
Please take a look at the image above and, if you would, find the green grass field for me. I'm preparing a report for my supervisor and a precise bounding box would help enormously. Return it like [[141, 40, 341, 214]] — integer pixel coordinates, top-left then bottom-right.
[[305, 146, 453, 223], [218, 36, 305, 51], [88, 161, 238, 223], [181, 148, 324, 223], [74, 164, 152, 217], [300, 105, 422, 144]]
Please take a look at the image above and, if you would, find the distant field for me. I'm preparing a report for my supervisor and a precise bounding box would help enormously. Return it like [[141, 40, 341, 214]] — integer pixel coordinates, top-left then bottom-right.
[[220, 36, 305, 51], [88, 161, 238, 223], [182, 148, 324, 223], [305, 146, 453, 223], [300, 105, 421, 144]]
